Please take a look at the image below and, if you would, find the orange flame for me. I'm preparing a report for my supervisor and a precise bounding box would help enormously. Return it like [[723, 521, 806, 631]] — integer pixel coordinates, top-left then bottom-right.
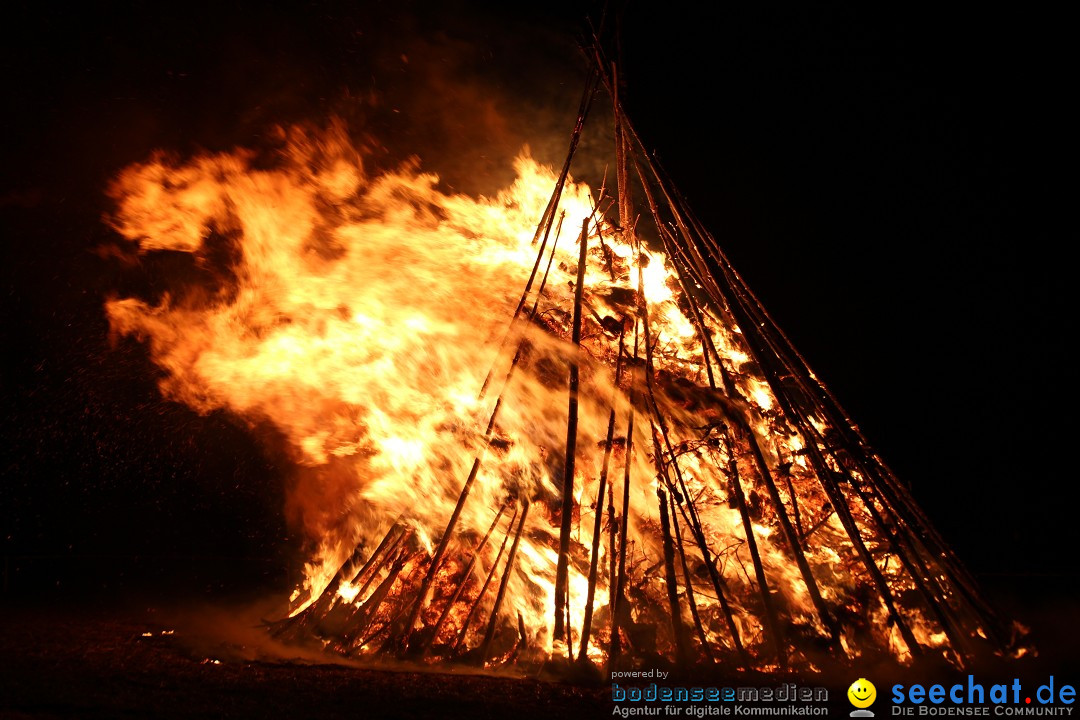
[[106, 120, 984, 670]]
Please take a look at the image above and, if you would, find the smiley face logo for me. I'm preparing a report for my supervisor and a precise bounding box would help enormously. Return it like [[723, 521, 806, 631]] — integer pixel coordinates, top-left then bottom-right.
[[848, 678, 877, 709]]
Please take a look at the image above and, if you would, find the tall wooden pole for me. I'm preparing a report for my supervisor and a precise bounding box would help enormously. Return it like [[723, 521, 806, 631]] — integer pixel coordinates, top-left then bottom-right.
[[553, 217, 591, 644]]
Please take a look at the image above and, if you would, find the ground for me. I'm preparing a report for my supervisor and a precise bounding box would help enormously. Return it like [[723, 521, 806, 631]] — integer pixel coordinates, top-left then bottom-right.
[[3, 578, 1077, 719], [0, 601, 609, 719]]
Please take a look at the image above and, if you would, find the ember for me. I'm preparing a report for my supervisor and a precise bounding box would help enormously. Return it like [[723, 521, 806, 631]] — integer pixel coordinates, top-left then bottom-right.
[[104, 51, 1016, 675]]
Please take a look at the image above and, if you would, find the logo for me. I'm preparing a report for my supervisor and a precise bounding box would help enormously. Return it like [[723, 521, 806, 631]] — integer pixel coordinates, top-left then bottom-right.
[[890, 675, 1076, 713], [848, 678, 877, 717]]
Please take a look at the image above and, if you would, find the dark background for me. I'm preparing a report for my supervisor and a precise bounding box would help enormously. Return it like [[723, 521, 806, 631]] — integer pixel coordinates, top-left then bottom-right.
[[1, 0, 1073, 635]]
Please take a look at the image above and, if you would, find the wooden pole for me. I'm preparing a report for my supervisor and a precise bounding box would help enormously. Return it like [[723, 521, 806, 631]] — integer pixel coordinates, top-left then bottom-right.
[[453, 504, 519, 653], [633, 227, 749, 666], [277, 519, 405, 637], [342, 542, 414, 645], [422, 502, 509, 655], [628, 134, 995, 653], [554, 217, 590, 641], [579, 325, 627, 660], [626, 136, 847, 657], [399, 399, 504, 650], [609, 321, 637, 663], [657, 482, 689, 668], [667, 487, 715, 663], [722, 427, 788, 666], [481, 500, 531, 664]]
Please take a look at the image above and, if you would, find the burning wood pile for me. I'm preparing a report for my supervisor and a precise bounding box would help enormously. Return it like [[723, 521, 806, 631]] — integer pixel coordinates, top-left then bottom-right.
[[104, 51, 1015, 675]]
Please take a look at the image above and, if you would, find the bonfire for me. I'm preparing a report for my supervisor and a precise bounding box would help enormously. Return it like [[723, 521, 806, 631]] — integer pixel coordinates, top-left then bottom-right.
[[104, 45, 1016, 676]]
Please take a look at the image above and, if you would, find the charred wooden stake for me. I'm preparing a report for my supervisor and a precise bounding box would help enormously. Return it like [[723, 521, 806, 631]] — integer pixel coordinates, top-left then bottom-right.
[[613, 62, 634, 234], [607, 456, 621, 658], [741, 424, 846, 656], [648, 431, 717, 669], [276, 519, 406, 638], [348, 523, 409, 587], [627, 137, 849, 657], [693, 231, 923, 656], [777, 459, 807, 548], [342, 527, 412, 625], [579, 326, 627, 660], [804, 508, 837, 540], [657, 482, 690, 668], [634, 244, 749, 667], [648, 419, 712, 663], [481, 500, 531, 665], [399, 399, 503, 652], [344, 545, 414, 647], [669, 188, 979, 653], [721, 427, 788, 666], [453, 504, 519, 654], [667, 484, 715, 663], [841, 469, 972, 662], [565, 587, 575, 663], [801, 434, 924, 657], [607, 76, 639, 664], [481, 211, 566, 399], [399, 219, 568, 654], [610, 321, 637, 664], [421, 502, 509, 655], [554, 217, 590, 642], [650, 405, 747, 666]]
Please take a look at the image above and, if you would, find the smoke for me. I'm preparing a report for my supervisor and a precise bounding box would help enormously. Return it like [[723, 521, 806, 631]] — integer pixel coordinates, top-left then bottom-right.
[[321, 4, 613, 195]]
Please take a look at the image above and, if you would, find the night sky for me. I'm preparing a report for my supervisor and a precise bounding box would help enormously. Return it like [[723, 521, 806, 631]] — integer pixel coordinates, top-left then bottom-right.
[[1, 0, 1072, 624]]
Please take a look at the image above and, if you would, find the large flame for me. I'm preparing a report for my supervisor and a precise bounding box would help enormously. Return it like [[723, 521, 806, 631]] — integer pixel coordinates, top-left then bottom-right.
[[105, 120, 982, 671]]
